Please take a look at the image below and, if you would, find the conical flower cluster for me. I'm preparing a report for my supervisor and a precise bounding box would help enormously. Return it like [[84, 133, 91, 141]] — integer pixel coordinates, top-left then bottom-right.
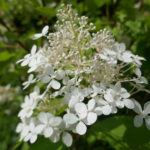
[[16, 4, 149, 147]]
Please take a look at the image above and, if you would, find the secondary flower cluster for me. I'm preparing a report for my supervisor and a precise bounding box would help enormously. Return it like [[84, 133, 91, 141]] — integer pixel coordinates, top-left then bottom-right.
[[16, 4, 150, 147], [0, 84, 19, 103]]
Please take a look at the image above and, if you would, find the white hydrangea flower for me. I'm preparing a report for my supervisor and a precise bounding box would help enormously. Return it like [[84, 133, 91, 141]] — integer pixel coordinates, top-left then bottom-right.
[[134, 68, 148, 84], [75, 99, 97, 125], [91, 82, 106, 97], [40, 65, 62, 90], [104, 83, 134, 109], [63, 99, 97, 135], [16, 118, 31, 141], [17, 45, 37, 67], [38, 112, 62, 138], [63, 88, 85, 108], [23, 121, 43, 143], [23, 74, 36, 89], [95, 97, 117, 115], [33, 25, 49, 39], [63, 112, 87, 135], [99, 47, 117, 65], [133, 100, 150, 129], [18, 87, 40, 119]]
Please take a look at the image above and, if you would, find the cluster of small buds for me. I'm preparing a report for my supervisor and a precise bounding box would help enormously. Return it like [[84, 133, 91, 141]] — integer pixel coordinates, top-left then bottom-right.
[[0, 84, 20, 103], [16, 4, 150, 147]]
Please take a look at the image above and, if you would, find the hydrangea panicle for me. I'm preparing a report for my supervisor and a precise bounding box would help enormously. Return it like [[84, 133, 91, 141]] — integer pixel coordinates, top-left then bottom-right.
[[16, 4, 149, 147]]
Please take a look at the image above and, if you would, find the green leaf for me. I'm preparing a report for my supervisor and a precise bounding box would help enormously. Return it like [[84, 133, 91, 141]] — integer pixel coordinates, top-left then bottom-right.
[[0, 0, 8, 12], [94, 0, 111, 7], [35, 7, 56, 18], [0, 51, 14, 61], [88, 116, 150, 150], [29, 136, 70, 150]]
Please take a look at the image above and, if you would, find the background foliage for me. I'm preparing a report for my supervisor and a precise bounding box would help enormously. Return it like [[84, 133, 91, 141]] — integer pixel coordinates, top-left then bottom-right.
[[0, 0, 150, 150]]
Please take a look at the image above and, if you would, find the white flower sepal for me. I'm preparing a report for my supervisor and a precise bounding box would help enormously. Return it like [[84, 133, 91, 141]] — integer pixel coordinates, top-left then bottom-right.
[[40, 66, 62, 90], [17, 45, 37, 67], [133, 100, 150, 129], [24, 122, 43, 143], [33, 25, 49, 39], [23, 74, 36, 89], [62, 132, 73, 147], [95, 98, 117, 115], [38, 112, 62, 138]]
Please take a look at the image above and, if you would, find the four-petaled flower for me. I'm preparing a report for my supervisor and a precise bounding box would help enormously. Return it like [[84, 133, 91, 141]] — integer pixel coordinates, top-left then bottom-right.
[[133, 100, 150, 129]]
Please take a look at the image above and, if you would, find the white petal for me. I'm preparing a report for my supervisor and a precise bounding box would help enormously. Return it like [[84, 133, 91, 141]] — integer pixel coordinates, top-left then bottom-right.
[[121, 51, 133, 63], [29, 122, 35, 131], [31, 45, 37, 55], [88, 99, 95, 111], [113, 82, 121, 93], [30, 134, 37, 143], [55, 70, 65, 80], [63, 113, 78, 125], [145, 116, 150, 130], [120, 43, 126, 51], [32, 33, 42, 39], [69, 97, 80, 108], [94, 107, 103, 116], [24, 133, 31, 142], [87, 112, 97, 125], [43, 127, 53, 138], [116, 100, 124, 108], [21, 59, 30, 66], [49, 132, 60, 143], [134, 68, 141, 78], [46, 66, 54, 76], [134, 115, 143, 127], [76, 121, 87, 135], [38, 112, 48, 124], [97, 98, 107, 105], [104, 90, 114, 102], [16, 123, 23, 133], [21, 126, 29, 138], [62, 132, 72, 147], [124, 99, 134, 109], [34, 125, 45, 134], [102, 105, 112, 115], [140, 77, 148, 84], [75, 103, 87, 114], [121, 88, 130, 98], [133, 100, 142, 114], [42, 25, 49, 35], [50, 79, 61, 90], [40, 75, 51, 83], [49, 117, 62, 127], [144, 101, 150, 114], [75, 103, 87, 119], [16, 58, 23, 64], [28, 74, 34, 81]]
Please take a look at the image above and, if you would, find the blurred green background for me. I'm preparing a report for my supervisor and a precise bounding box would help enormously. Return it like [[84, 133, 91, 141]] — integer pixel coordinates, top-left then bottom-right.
[[0, 0, 150, 150]]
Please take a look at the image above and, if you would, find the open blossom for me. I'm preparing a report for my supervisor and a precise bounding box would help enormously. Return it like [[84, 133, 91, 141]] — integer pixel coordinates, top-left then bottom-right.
[[64, 99, 97, 135], [18, 87, 40, 119], [16, 4, 149, 147], [23, 74, 36, 89], [32, 25, 49, 39], [104, 83, 134, 109], [38, 112, 62, 138], [17, 45, 37, 66], [63, 88, 86, 108], [95, 97, 117, 115], [133, 100, 150, 129]]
